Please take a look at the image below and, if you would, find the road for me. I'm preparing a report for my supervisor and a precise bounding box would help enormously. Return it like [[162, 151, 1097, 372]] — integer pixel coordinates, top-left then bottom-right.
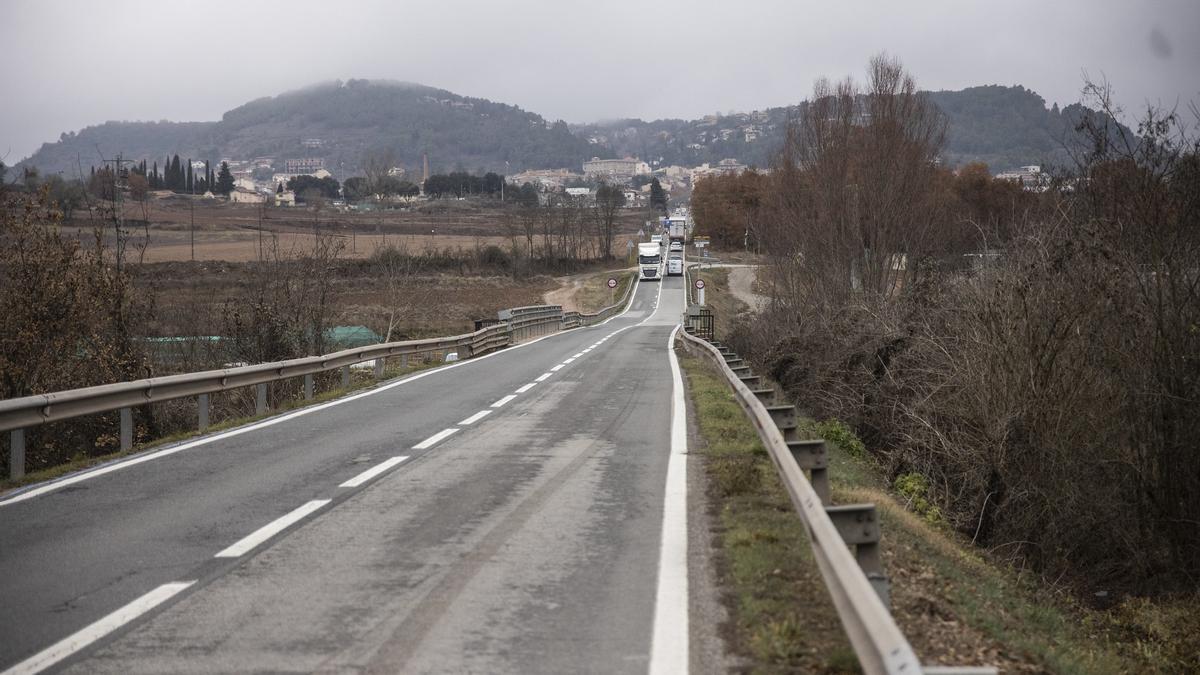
[[0, 275, 690, 674]]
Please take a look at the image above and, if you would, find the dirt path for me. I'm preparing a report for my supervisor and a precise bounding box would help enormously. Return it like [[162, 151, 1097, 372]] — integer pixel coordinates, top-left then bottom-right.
[[727, 266, 769, 311], [543, 276, 588, 312]]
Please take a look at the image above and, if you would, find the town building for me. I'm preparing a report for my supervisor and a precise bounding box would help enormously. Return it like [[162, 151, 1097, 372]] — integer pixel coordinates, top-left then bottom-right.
[[285, 157, 325, 173], [583, 157, 640, 180], [230, 187, 266, 204]]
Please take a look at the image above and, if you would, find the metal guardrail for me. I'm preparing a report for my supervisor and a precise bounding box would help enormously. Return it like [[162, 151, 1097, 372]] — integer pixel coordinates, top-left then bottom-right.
[[677, 327, 995, 675], [500, 305, 564, 342], [2, 274, 641, 481], [577, 271, 636, 326]]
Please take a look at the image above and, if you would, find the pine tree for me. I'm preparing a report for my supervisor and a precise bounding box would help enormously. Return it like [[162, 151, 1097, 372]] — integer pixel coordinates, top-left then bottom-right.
[[186, 161, 193, 193], [215, 161, 235, 196]]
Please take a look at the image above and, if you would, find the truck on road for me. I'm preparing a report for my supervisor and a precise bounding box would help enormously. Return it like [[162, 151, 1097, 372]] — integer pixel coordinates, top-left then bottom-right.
[[638, 242, 663, 280]]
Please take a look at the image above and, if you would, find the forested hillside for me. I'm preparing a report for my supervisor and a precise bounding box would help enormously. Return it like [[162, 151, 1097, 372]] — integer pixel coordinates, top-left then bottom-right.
[[17, 81, 1130, 178], [17, 80, 599, 177], [578, 85, 1132, 172]]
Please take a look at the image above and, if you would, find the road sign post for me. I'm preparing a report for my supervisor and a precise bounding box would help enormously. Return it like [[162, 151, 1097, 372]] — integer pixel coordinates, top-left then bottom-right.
[[695, 278, 705, 306], [608, 277, 617, 305]]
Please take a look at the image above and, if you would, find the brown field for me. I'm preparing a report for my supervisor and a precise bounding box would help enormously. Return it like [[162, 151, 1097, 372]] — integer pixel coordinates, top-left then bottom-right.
[[66, 192, 649, 263]]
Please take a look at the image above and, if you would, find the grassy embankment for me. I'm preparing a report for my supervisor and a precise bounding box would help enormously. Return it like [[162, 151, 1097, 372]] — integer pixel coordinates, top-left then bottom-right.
[[680, 281, 1197, 672]]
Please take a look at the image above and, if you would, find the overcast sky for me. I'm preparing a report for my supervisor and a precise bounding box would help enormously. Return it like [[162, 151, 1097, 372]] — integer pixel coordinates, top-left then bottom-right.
[[3, 0, 1198, 163]]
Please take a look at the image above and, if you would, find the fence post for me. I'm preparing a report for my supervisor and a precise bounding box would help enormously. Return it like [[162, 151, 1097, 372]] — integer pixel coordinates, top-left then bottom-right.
[[256, 383, 267, 415], [304, 374, 313, 400], [120, 407, 133, 451], [10, 429, 25, 479], [198, 394, 209, 432]]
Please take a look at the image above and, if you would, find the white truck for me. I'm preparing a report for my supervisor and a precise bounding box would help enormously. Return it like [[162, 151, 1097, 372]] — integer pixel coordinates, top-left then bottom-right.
[[668, 216, 688, 245], [638, 242, 663, 281]]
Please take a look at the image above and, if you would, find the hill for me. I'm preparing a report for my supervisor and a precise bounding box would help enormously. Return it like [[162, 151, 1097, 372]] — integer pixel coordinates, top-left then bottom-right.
[[17, 82, 1130, 179], [17, 80, 599, 177], [575, 85, 1132, 172]]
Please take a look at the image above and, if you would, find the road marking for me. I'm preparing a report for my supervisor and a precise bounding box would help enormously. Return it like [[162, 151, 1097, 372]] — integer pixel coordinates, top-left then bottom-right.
[[535, 373, 552, 382], [339, 456, 409, 488], [215, 499, 331, 558], [490, 395, 517, 408], [582, 348, 592, 353], [563, 358, 576, 364], [1, 581, 196, 675], [515, 382, 537, 393], [572, 352, 584, 358], [458, 410, 492, 425], [550, 364, 565, 371], [650, 324, 689, 675], [413, 427, 459, 450]]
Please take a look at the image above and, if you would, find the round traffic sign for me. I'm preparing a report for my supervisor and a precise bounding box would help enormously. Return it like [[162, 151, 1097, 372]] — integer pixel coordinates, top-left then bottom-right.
[[607, 277, 618, 289], [695, 279, 705, 289]]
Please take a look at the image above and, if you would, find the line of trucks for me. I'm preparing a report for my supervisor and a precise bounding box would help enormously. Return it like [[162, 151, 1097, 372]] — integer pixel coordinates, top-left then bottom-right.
[[639, 214, 689, 281]]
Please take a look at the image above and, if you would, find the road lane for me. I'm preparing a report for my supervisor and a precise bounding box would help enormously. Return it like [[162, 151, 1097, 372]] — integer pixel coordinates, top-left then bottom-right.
[[0, 275, 684, 673]]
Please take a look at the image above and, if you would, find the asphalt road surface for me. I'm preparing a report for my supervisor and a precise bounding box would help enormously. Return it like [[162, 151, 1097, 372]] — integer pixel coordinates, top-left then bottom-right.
[[0, 274, 690, 674]]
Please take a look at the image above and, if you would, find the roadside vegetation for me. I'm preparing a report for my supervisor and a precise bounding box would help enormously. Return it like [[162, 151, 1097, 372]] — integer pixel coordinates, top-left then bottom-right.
[[691, 54, 1198, 640], [682, 344, 1197, 672]]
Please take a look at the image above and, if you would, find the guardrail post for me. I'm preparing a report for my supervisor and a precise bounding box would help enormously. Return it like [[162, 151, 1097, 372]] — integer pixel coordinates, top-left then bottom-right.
[[10, 429, 25, 479], [826, 504, 890, 608], [400, 353, 408, 369], [341, 365, 351, 388], [256, 383, 268, 415], [198, 394, 209, 432], [374, 357, 385, 379], [304, 374, 313, 400], [120, 407, 133, 451]]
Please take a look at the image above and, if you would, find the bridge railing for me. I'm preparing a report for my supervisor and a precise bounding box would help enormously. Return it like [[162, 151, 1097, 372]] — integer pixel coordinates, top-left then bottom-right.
[[678, 325, 995, 675]]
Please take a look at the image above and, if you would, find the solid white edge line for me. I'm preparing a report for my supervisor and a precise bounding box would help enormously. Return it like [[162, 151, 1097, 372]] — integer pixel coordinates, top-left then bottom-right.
[[214, 499, 331, 558], [535, 373, 552, 382], [458, 410, 492, 426], [1, 581, 196, 675], [412, 427, 459, 450], [515, 383, 537, 394], [339, 456, 409, 488], [490, 395, 517, 408], [2, 271, 648, 508], [649, 324, 689, 675]]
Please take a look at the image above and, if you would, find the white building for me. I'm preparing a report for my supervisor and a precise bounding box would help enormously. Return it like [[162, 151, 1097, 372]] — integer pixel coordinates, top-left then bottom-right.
[[230, 187, 266, 204]]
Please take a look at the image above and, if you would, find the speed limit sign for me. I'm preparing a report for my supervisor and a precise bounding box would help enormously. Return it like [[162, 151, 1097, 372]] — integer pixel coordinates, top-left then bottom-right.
[[608, 277, 618, 289], [695, 279, 705, 289]]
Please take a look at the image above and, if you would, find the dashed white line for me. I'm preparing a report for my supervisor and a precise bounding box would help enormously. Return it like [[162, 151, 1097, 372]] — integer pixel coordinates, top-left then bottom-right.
[[215, 499, 331, 558], [413, 427, 460, 450], [515, 382, 537, 393], [535, 373, 552, 382], [550, 364, 565, 371], [458, 410, 492, 425], [491, 395, 517, 408], [3, 581, 197, 675], [339, 456, 409, 488], [563, 358, 576, 364], [572, 352, 584, 358], [582, 348, 592, 353]]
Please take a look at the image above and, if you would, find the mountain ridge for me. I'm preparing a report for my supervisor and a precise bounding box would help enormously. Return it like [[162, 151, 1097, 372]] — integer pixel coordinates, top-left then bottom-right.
[[15, 80, 1125, 178]]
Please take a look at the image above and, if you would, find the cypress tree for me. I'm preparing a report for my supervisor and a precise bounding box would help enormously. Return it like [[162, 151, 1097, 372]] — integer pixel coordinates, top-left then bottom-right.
[[187, 161, 193, 193]]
